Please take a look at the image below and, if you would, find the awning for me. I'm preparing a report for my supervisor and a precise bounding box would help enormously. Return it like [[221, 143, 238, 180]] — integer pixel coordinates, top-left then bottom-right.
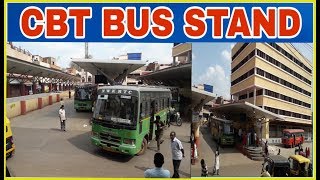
[[72, 58, 145, 79], [7, 56, 80, 82], [139, 63, 191, 88], [192, 87, 216, 111]]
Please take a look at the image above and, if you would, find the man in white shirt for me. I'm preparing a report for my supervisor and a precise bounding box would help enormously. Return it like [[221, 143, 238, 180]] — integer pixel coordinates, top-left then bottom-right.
[[170, 131, 184, 178], [59, 105, 67, 131], [144, 153, 170, 178]]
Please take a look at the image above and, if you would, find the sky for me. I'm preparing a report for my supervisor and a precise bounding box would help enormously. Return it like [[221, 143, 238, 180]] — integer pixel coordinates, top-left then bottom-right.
[[11, 42, 173, 68], [192, 43, 313, 100]]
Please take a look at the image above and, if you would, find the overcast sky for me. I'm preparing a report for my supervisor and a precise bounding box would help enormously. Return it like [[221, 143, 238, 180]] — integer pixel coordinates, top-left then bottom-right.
[[11, 42, 174, 68]]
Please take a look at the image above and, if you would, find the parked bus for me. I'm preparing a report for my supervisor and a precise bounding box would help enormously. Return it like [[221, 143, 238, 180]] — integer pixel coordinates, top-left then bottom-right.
[[209, 116, 235, 146], [91, 85, 171, 155], [74, 84, 97, 111], [282, 129, 304, 148]]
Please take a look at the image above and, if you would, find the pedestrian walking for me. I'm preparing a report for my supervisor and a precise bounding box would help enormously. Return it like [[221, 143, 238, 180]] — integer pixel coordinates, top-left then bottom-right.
[[200, 159, 208, 177], [69, 90, 71, 99], [155, 116, 165, 151], [60, 98, 64, 106], [264, 141, 269, 156], [59, 105, 67, 131], [213, 149, 220, 175], [170, 131, 185, 178], [144, 152, 170, 178]]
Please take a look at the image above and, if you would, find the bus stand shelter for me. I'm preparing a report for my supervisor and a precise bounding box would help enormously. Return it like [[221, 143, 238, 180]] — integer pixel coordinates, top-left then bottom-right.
[[71, 58, 145, 86], [139, 63, 192, 121], [7, 56, 80, 97], [212, 101, 287, 144]]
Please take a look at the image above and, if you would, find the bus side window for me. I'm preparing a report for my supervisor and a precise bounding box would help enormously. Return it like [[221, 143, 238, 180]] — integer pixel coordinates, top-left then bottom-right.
[[147, 101, 150, 116], [140, 103, 144, 119]]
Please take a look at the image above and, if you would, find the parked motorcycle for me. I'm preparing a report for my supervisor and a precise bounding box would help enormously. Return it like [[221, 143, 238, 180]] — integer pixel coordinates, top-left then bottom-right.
[[168, 111, 182, 126]]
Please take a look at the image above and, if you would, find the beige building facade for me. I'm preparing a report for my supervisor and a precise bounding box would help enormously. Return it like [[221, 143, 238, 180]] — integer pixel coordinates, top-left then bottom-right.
[[230, 43, 312, 140]]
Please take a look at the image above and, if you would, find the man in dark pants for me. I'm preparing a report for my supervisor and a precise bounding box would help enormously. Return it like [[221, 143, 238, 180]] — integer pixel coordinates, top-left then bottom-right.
[[69, 90, 71, 99], [170, 131, 185, 178], [155, 115, 165, 151]]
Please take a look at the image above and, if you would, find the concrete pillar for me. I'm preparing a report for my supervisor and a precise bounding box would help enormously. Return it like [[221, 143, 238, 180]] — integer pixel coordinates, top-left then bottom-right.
[[20, 83, 26, 96], [41, 84, 45, 93], [21, 100, 26, 115], [49, 83, 52, 92], [253, 87, 257, 106], [38, 98, 43, 109], [33, 83, 37, 94], [57, 94, 60, 102], [49, 95, 53, 105], [261, 118, 269, 139]]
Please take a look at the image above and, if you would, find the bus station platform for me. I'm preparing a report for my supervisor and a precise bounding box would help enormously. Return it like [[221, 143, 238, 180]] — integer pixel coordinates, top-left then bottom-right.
[[6, 90, 74, 119]]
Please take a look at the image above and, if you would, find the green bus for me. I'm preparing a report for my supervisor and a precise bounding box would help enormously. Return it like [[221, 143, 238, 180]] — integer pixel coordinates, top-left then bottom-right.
[[210, 116, 235, 146], [91, 85, 171, 155], [74, 84, 97, 111]]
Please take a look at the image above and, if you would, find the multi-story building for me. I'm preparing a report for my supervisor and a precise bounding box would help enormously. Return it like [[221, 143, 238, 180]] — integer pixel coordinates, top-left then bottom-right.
[[230, 43, 312, 139], [172, 43, 192, 65]]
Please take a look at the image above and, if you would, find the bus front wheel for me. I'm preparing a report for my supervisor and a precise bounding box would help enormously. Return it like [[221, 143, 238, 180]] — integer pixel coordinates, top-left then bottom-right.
[[137, 138, 148, 156]]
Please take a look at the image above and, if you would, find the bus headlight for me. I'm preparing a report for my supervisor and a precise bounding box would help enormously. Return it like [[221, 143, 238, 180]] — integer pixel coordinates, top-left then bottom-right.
[[123, 139, 135, 145]]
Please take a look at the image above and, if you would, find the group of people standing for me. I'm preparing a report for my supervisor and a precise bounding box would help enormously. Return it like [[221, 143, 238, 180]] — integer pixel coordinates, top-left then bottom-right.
[[239, 128, 259, 147]]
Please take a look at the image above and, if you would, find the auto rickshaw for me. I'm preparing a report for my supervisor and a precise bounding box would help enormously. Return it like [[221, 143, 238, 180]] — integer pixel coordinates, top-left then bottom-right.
[[261, 155, 290, 177], [6, 117, 15, 158], [288, 155, 311, 177]]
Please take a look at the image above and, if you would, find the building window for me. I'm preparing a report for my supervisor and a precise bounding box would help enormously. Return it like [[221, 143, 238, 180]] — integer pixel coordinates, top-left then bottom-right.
[[239, 94, 248, 100], [231, 49, 255, 73], [264, 106, 311, 120], [256, 49, 311, 85], [232, 43, 249, 60], [267, 43, 312, 74], [249, 92, 254, 98], [231, 68, 255, 86], [255, 68, 311, 97], [256, 89, 263, 96]]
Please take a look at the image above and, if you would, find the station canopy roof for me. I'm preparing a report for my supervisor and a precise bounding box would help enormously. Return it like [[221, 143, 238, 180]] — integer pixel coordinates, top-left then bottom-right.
[[192, 87, 216, 111], [139, 63, 191, 88], [213, 101, 287, 122], [71, 58, 145, 79], [7, 56, 80, 81]]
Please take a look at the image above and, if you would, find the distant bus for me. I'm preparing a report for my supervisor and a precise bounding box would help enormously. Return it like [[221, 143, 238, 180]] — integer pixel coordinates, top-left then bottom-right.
[[91, 85, 171, 155], [282, 129, 304, 148], [209, 116, 235, 146], [74, 84, 97, 111]]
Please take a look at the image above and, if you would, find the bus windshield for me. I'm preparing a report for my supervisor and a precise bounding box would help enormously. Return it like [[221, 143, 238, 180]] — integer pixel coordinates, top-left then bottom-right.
[[93, 94, 138, 125], [75, 88, 94, 100], [283, 132, 292, 138]]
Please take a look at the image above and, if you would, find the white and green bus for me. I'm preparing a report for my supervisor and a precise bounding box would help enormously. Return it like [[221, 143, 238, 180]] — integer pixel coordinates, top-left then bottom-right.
[[91, 85, 171, 155]]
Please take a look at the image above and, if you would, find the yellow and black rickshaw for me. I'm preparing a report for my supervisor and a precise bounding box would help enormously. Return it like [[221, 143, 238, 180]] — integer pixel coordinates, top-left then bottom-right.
[[6, 117, 15, 158], [288, 155, 311, 177]]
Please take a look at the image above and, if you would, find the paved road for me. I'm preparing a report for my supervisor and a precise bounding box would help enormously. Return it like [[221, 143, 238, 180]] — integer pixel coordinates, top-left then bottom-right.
[[6, 98, 190, 178], [191, 126, 261, 177]]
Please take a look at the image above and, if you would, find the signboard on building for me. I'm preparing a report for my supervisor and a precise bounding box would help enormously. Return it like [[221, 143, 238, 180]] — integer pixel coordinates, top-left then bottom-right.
[[204, 84, 213, 93]]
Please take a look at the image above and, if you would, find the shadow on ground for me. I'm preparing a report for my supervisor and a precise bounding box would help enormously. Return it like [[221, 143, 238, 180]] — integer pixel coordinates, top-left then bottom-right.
[[67, 131, 134, 163]]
